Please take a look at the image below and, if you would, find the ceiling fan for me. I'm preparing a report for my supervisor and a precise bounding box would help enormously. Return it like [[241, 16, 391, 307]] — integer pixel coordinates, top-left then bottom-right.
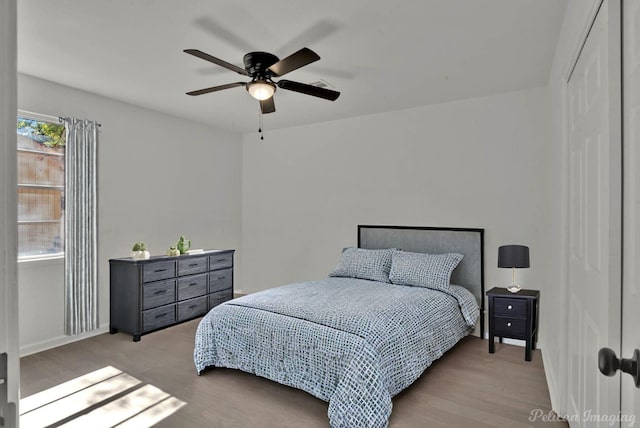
[[183, 47, 341, 114]]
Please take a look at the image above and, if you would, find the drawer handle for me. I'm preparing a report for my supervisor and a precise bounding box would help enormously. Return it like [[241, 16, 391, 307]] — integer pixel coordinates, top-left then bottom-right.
[[507, 305, 513, 310], [189, 304, 198, 309], [154, 290, 167, 295], [215, 259, 227, 262], [217, 276, 227, 280], [154, 269, 167, 273], [155, 313, 167, 319], [188, 263, 198, 267], [189, 282, 198, 286], [507, 322, 512, 327]]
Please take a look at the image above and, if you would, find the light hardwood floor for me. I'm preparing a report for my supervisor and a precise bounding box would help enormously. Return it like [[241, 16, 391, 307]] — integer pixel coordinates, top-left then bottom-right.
[[21, 319, 567, 427]]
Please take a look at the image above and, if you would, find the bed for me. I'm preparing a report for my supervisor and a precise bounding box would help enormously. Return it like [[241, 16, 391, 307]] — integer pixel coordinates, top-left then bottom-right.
[[194, 225, 485, 428]]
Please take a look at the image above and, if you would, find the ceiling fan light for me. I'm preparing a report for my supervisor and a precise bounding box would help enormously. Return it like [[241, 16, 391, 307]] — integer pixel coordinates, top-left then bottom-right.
[[247, 80, 275, 100]]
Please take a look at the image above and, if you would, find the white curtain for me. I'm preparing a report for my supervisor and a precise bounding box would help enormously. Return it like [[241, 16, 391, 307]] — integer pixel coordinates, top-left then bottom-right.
[[63, 117, 98, 335]]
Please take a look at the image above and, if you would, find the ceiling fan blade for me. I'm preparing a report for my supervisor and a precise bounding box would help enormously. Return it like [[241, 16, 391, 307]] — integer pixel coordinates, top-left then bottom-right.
[[260, 97, 276, 114], [267, 48, 320, 77], [276, 80, 340, 101], [184, 49, 248, 76], [193, 17, 254, 53], [277, 21, 339, 59], [186, 82, 246, 96]]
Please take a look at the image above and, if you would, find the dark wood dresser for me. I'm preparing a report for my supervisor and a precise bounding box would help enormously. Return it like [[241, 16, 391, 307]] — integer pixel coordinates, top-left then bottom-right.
[[487, 287, 539, 361], [109, 249, 234, 341]]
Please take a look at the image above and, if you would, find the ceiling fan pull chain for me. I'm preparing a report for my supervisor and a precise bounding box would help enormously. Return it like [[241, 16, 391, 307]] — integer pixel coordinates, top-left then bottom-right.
[[259, 111, 265, 140]]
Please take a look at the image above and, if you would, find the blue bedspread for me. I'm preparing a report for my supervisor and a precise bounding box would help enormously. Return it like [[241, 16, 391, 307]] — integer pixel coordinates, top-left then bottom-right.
[[194, 277, 478, 428]]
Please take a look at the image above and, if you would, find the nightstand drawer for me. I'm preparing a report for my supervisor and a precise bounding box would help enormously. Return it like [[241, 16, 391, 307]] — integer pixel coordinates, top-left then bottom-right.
[[178, 274, 208, 301], [493, 316, 526, 337], [142, 279, 176, 310], [178, 296, 208, 321], [494, 298, 527, 316], [209, 268, 232, 293], [143, 261, 176, 283], [178, 256, 208, 276], [143, 304, 176, 332], [210, 253, 233, 270]]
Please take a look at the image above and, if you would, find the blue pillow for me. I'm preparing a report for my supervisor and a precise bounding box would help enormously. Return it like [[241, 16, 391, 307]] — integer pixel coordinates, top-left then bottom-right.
[[329, 247, 394, 283], [389, 251, 463, 290]]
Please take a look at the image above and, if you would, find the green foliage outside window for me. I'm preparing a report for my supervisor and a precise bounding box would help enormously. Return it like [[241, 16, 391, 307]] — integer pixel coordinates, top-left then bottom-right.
[[17, 117, 66, 147]]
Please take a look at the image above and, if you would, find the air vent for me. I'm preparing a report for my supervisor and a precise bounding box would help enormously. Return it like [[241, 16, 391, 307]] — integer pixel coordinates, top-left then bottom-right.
[[309, 79, 335, 89]]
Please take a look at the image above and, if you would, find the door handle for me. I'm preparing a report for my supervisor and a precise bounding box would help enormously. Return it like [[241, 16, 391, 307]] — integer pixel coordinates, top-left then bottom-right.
[[598, 347, 640, 387], [0, 353, 16, 427]]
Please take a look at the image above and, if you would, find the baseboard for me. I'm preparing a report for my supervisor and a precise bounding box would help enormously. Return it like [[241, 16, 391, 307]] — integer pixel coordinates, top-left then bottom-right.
[[20, 323, 110, 357], [483, 331, 525, 347], [541, 347, 565, 417]]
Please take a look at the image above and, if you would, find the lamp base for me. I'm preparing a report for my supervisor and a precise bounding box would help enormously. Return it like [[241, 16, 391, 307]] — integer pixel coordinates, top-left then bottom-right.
[[506, 284, 522, 293]]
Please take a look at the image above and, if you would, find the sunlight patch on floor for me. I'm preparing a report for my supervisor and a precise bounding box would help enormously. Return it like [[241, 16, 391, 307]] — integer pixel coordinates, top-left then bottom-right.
[[21, 366, 123, 414], [115, 397, 187, 427], [20, 366, 186, 428]]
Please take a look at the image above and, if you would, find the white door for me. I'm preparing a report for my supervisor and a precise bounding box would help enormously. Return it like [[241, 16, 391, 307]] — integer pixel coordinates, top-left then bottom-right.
[[0, 0, 19, 427], [621, 0, 640, 423], [566, 0, 622, 425]]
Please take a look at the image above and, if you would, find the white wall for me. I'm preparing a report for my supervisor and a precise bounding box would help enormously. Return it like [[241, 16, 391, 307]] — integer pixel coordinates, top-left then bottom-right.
[[241, 87, 559, 347], [543, 0, 601, 416], [18, 73, 243, 355]]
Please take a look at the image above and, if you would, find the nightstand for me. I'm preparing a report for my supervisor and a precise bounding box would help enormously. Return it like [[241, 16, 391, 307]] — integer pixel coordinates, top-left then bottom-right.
[[487, 287, 539, 361]]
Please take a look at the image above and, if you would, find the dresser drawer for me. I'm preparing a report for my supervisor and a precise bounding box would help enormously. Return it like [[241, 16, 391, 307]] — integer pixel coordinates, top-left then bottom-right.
[[178, 256, 208, 276], [142, 279, 176, 310], [209, 288, 233, 310], [178, 274, 208, 301], [209, 268, 232, 293], [209, 253, 233, 270], [493, 316, 526, 337], [494, 298, 527, 316], [142, 260, 176, 283], [143, 304, 176, 332], [178, 296, 208, 321]]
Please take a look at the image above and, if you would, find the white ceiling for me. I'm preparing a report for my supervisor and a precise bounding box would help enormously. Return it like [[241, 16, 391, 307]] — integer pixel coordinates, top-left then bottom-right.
[[17, 0, 567, 134]]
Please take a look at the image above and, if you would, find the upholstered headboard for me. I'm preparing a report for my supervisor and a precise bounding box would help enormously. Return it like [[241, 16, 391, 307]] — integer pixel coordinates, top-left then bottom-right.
[[358, 225, 485, 338]]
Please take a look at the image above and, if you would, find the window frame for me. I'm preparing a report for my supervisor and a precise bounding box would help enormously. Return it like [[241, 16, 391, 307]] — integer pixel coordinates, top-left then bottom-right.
[[17, 109, 65, 263]]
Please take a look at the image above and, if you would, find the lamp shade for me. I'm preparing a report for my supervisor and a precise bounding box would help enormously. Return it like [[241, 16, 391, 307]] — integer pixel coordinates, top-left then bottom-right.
[[497, 245, 530, 268], [246, 80, 275, 101]]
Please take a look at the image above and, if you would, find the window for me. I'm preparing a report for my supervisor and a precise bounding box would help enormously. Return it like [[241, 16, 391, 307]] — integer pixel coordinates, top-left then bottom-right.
[[17, 112, 65, 260]]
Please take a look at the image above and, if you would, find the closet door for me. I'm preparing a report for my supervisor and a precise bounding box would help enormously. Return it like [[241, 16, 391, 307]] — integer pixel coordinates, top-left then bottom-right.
[[566, 0, 622, 425], [621, 0, 640, 421]]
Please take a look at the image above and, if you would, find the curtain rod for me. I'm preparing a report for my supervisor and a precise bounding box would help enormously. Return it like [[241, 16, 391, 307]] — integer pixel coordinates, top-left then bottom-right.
[[58, 116, 102, 127]]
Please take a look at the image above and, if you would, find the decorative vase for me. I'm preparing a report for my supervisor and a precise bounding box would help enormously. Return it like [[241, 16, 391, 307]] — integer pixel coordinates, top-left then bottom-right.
[[131, 250, 150, 260], [167, 247, 180, 257], [176, 236, 191, 255]]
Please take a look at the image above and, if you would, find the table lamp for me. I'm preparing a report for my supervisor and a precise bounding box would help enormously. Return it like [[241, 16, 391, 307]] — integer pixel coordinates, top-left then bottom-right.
[[498, 245, 530, 293]]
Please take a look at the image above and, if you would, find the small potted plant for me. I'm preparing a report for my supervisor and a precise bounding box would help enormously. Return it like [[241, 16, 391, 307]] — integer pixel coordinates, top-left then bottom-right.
[[131, 242, 150, 260], [176, 236, 191, 254]]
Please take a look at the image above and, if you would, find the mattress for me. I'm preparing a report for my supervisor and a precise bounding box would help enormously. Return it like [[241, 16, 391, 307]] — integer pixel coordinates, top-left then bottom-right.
[[194, 276, 478, 428]]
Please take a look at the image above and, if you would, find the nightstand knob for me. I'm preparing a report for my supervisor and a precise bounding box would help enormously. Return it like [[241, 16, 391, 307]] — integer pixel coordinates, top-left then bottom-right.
[[507, 305, 513, 310], [507, 322, 512, 327]]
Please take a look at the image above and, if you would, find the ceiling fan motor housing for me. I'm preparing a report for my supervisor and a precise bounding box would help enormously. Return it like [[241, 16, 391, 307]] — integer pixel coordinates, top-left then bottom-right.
[[243, 52, 279, 78]]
